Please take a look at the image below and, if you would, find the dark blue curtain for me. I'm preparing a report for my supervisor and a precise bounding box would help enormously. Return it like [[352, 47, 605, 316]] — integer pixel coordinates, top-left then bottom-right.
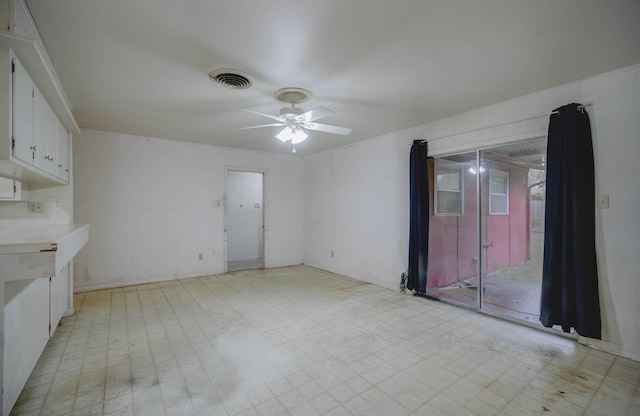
[[540, 103, 601, 339], [408, 140, 429, 294]]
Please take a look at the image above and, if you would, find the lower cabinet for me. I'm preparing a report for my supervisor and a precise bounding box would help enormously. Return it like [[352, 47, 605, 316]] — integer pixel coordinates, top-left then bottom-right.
[[50, 264, 70, 337], [3, 264, 71, 415]]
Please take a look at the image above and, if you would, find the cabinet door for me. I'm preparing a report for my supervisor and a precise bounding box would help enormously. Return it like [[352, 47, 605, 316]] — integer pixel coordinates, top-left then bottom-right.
[[0, 178, 21, 199], [50, 264, 69, 336], [11, 0, 38, 40], [56, 118, 69, 182], [3, 278, 50, 416], [0, 177, 16, 198], [33, 85, 49, 172], [11, 58, 34, 164], [43, 104, 60, 176]]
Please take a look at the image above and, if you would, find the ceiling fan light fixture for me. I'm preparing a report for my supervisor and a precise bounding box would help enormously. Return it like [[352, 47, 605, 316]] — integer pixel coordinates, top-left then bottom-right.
[[290, 128, 308, 144], [239, 87, 350, 153], [276, 126, 308, 144], [275, 127, 290, 143]]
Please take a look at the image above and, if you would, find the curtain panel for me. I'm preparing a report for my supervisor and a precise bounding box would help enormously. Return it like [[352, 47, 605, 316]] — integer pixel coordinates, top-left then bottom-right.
[[540, 103, 601, 339], [408, 140, 429, 294]]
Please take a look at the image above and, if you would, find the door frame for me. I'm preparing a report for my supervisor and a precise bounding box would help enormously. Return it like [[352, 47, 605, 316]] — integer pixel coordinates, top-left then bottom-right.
[[224, 166, 267, 273]]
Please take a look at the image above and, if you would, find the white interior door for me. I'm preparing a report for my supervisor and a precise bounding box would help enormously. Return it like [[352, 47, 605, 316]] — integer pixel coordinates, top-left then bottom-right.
[[226, 170, 264, 272]]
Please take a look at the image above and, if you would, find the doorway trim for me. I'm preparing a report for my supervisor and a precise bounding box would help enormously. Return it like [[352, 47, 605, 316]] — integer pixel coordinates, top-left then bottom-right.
[[224, 166, 267, 273]]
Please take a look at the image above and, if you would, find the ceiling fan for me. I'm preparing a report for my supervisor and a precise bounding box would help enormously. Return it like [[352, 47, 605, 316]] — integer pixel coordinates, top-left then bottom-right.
[[240, 87, 351, 153]]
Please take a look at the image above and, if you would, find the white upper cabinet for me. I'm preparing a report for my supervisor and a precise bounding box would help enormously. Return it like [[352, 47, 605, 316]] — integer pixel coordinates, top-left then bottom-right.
[[9, 0, 38, 40], [56, 123, 69, 181], [11, 57, 32, 165], [9, 54, 70, 183], [0, 0, 79, 186], [0, 177, 22, 200], [44, 104, 58, 176], [34, 84, 49, 172]]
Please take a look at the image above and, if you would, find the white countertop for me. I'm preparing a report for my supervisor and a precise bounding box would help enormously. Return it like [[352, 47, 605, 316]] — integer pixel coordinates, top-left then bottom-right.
[[0, 224, 89, 254]]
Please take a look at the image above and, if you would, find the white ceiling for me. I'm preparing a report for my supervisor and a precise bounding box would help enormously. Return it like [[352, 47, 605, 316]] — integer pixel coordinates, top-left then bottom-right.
[[25, 0, 640, 155]]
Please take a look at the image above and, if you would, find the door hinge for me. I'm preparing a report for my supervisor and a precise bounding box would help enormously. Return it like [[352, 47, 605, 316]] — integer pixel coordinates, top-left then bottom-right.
[[13, 184, 17, 194], [32, 89, 34, 98], [11, 137, 15, 149], [11, 60, 15, 73]]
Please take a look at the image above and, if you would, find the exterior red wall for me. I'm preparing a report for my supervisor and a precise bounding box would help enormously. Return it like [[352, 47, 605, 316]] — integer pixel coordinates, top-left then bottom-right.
[[427, 160, 529, 289], [509, 168, 528, 264]]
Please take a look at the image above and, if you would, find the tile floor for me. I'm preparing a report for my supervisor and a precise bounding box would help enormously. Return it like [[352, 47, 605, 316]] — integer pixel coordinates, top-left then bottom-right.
[[11, 265, 640, 416]]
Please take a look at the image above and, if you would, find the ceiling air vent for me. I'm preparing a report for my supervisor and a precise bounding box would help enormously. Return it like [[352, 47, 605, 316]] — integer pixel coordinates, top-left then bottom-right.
[[208, 69, 252, 89]]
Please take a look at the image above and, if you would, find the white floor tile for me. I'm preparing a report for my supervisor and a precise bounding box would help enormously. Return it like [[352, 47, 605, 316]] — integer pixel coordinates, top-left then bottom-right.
[[8, 265, 640, 416]]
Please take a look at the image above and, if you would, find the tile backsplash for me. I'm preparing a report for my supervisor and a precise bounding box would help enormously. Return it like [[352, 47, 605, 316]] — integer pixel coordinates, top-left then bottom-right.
[[0, 183, 72, 235]]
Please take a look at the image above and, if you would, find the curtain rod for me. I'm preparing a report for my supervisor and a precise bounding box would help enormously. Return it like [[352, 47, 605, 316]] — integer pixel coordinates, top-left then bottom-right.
[[419, 102, 593, 144]]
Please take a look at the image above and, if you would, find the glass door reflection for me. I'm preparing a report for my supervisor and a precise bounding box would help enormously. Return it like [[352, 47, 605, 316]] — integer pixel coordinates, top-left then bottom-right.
[[427, 140, 547, 325], [426, 151, 480, 309]]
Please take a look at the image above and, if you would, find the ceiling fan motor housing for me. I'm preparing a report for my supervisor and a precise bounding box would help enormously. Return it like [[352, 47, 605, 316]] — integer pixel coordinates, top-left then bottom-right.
[[280, 106, 304, 119]]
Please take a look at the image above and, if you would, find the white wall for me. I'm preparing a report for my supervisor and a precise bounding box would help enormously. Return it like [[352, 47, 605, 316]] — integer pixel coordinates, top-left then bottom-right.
[[73, 130, 304, 291], [303, 133, 412, 289], [303, 63, 640, 361]]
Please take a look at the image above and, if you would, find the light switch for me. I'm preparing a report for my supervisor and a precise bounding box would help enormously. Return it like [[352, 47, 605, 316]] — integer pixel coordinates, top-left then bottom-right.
[[598, 195, 609, 209]]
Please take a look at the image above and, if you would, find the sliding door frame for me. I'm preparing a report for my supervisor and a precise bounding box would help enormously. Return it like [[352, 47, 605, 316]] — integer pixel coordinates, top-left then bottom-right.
[[427, 137, 577, 339]]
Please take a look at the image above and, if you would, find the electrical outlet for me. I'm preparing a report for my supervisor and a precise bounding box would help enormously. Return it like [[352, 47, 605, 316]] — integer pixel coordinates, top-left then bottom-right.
[[28, 201, 44, 213]]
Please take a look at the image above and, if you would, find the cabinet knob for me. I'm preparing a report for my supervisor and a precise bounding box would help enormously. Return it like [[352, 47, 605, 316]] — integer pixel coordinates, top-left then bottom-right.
[[65, 169, 69, 173], [30, 145, 37, 151], [58, 164, 62, 168]]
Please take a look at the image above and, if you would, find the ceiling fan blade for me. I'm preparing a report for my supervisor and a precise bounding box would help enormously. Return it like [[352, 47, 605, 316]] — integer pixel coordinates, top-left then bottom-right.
[[239, 107, 284, 122], [296, 106, 335, 122], [304, 122, 352, 136], [239, 123, 285, 130]]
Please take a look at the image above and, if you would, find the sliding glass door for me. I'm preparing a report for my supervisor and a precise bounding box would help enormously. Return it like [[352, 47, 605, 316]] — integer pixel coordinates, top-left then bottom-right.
[[426, 151, 479, 309], [480, 140, 547, 322], [427, 139, 547, 325]]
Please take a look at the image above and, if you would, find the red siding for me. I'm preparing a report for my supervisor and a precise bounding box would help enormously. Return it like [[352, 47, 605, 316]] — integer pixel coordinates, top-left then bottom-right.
[[509, 168, 528, 264], [427, 160, 529, 289]]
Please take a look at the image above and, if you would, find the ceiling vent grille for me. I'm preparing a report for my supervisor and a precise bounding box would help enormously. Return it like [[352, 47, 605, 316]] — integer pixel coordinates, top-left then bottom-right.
[[209, 69, 252, 89]]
